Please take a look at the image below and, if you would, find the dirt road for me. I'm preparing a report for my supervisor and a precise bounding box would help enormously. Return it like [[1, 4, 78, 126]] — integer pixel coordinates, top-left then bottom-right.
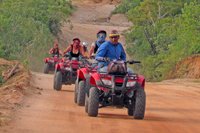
[[1, 1, 200, 133], [1, 73, 200, 133]]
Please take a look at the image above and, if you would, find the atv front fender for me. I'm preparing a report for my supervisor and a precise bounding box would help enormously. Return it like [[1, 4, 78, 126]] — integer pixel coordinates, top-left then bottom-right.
[[137, 75, 145, 88], [44, 58, 49, 63], [55, 62, 64, 71], [90, 73, 101, 87], [77, 68, 88, 81]]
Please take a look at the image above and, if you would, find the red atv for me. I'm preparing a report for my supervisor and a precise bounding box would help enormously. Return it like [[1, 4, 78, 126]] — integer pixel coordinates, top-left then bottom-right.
[[43, 55, 61, 74], [74, 60, 98, 106], [85, 59, 146, 119], [53, 56, 90, 91]]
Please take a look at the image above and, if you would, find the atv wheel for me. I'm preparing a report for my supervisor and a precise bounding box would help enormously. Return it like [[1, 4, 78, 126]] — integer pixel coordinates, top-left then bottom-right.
[[134, 84, 146, 119], [85, 93, 89, 113], [85, 76, 91, 95], [54, 71, 62, 91], [77, 80, 86, 106], [74, 79, 78, 103], [88, 87, 99, 117], [44, 63, 49, 74]]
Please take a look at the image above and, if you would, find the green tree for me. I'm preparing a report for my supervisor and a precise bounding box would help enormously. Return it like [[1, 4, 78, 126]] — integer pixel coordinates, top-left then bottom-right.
[[117, 0, 200, 81], [0, 0, 73, 70]]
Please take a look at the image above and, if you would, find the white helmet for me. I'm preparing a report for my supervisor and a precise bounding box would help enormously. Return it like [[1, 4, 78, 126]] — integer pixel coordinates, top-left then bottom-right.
[[82, 42, 88, 47]]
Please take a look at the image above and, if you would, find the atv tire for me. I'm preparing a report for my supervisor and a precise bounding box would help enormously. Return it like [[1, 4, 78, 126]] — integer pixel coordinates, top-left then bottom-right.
[[85, 93, 89, 113], [74, 79, 78, 103], [85, 76, 91, 95], [134, 84, 146, 119], [88, 87, 99, 117], [44, 63, 49, 74], [54, 71, 62, 91], [77, 80, 86, 106]]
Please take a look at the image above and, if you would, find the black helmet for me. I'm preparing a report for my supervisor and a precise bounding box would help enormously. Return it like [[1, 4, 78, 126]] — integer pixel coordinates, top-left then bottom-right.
[[97, 30, 107, 37], [73, 38, 81, 42]]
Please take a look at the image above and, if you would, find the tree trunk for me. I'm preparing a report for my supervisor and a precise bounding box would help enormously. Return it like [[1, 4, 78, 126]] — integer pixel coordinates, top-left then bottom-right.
[[144, 28, 157, 55]]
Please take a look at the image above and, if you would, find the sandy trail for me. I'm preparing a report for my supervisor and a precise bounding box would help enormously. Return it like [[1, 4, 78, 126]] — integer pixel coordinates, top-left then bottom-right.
[[1, 73, 200, 133], [1, 1, 200, 133]]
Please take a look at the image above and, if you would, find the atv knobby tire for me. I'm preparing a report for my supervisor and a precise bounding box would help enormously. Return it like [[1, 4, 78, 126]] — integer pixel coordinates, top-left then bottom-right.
[[74, 79, 78, 103], [54, 71, 62, 91], [77, 80, 86, 106], [88, 87, 99, 117], [44, 63, 50, 74], [134, 84, 146, 119]]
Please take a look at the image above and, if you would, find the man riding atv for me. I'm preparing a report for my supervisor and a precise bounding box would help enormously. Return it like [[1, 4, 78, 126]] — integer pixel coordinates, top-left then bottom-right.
[[85, 30, 146, 119], [95, 30, 126, 70], [89, 30, 107, 58]]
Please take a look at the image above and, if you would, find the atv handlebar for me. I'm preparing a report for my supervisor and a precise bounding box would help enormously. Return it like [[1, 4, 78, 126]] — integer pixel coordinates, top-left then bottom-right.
[[127, 60, 141, 64], [96, 57, 141, 64], [96, 57, 111, 62]]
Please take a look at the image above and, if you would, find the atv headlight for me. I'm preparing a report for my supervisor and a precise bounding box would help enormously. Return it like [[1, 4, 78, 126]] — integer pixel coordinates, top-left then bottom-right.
[[126, 81, 136, 87], [102, 79, 112, 86]]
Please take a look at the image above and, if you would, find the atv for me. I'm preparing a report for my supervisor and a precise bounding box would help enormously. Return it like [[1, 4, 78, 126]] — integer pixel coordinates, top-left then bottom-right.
[[43, 54, 61, 74], [74, 59, 98, 106], [53, 56, 90, 91], [85, 58, 146, 119]]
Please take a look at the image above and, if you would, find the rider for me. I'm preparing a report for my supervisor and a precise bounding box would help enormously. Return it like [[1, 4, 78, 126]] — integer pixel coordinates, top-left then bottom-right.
[[49, 40, 63, 57], [63, 38, 85, 59], [95, 30, 126, 71], [89, 30, 107, 58], [82, 42, 89, 57]]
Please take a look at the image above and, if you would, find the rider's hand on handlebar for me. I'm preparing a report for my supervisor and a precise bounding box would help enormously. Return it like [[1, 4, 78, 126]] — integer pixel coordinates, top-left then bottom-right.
[[96, 57, 111, 62], [103, 57, 110, 62]]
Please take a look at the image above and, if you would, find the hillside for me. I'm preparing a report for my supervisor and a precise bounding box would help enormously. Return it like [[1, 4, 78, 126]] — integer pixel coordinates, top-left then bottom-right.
[[169, 55, 200, 79]]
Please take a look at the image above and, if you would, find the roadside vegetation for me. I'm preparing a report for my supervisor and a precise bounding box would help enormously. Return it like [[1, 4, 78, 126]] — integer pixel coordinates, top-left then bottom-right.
[[114, 0, 200, 81], [0, 75, 4, 86], [0, 65, 8, 86], [0, 0, 73, 71]]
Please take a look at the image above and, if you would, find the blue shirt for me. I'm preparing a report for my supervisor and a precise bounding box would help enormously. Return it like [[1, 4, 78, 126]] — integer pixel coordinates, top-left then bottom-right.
[[95, 41, 126, 67]]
